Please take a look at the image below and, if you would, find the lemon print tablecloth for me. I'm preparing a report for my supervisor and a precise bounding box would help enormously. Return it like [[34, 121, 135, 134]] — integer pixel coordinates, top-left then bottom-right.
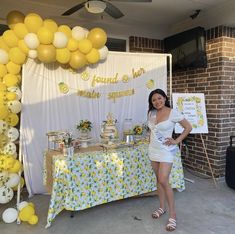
[[44, 144, 185, 228]]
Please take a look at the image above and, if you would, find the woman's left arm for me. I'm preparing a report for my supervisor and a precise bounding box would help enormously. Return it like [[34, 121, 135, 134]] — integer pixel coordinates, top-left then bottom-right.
[[165, 118, 192, 146]]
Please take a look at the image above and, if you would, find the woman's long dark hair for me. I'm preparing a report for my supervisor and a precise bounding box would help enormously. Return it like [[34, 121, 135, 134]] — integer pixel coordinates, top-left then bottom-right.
[[148, 89, 170, 113]]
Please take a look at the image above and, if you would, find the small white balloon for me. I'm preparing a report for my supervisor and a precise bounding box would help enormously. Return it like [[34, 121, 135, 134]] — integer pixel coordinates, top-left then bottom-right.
[[72, 26, 86, 40], [24, 33, 40, 49], [0, 186, 14, 204], [1, 142, 17, 155], [28, 49, 38, 59], [98, 46, 109, 60], [2, 208, 18, 223], [0, 49, 9, 64], [5, 127, 19, 142], [7, 86, 22, 100], [53, 32, 68, 48], [18, 201, 28, 211], [7, 100, 22, 114], [0, 171, 8, 187], [6, 173, 20, 188]]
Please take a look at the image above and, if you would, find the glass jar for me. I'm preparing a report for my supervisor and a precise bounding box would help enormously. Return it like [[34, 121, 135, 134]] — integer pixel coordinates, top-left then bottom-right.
[[123, 118, 133, 135]]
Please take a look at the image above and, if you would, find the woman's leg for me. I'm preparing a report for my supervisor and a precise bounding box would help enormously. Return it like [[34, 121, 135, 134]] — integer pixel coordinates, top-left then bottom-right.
[[151, 161, 166, 210], [157, 162, 176, 219]]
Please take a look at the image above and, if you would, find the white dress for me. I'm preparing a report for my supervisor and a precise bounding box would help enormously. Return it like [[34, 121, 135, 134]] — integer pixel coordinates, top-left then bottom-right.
[[148, 109, 184, 163]]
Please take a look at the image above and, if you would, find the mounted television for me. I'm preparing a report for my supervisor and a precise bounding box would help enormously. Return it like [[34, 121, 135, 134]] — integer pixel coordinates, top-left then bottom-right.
[[164, 27, 207, 71]]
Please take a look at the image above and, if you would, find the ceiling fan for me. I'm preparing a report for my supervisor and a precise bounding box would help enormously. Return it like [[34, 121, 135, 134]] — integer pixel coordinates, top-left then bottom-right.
[[62, 0, 152, 19]]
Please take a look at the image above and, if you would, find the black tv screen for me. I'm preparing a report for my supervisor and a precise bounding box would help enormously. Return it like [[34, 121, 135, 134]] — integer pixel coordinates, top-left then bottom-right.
[[164, 27, 207, 71]]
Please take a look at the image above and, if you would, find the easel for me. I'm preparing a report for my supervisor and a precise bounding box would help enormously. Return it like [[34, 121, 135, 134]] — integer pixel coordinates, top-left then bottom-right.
[[173, 90, 217, 188]]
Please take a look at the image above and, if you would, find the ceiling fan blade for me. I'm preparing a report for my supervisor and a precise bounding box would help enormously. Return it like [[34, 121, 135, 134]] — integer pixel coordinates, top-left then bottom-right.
[[110, 0, 152, 2], [62, 2, 86, 16], [104, 1, 124, 19]]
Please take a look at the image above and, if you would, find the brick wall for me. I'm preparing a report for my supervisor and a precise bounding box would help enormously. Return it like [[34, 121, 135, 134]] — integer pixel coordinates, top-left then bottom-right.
[[129, 26, 235, 178]]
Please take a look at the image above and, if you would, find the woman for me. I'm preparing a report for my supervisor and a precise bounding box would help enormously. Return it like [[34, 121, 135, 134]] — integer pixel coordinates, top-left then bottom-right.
[[148, 89, 192, 232]]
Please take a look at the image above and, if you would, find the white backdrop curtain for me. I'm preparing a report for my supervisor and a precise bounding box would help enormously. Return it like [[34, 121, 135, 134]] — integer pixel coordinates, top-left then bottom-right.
[[20, 52, 168, 196]]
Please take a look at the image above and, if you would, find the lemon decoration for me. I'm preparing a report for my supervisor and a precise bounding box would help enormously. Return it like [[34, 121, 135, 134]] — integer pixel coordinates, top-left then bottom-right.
[[58, 82, 69, 94], [81, 71, 90, 81], [146, 79, 154, 89]]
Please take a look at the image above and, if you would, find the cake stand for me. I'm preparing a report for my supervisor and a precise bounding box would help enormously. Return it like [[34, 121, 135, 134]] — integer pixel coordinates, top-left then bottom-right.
[[79, 137, 92, 148]]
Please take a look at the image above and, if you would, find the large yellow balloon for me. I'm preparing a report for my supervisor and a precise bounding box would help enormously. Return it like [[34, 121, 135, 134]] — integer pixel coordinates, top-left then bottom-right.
[[7, 11, 25, 29], [86, 48, 100, 64], [6, 61, 21, 75], [19, 205, 35, 221], [9, 47, 26, 65], [2, 30, 19, 48], [9, 160, 22, 173], [87, 28, 107, 49], [56, 48, 71, 64], [58, 25, 72, 38], [78, 39, 92, 54], [28, 215, 38, 225], [0, 105, 9, 119], [69, 51, 87, 70], [37, 27, 54, 45], [37, 44, 56, 63], [13, 23, 28, 39], [3, 74, 18, 87], [24, 13, 43, 33], [0, 83, 7, 91], [67, 38, 79, 52], [43, 19, 58, 33], [0, 37, 10, 52], [18, 40, 29, 54], [0, 64, 7, 78]]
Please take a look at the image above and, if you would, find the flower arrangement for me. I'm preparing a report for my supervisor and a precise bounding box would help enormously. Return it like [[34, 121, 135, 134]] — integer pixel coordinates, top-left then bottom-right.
[[133, 125, 143, 135], [76, 119, 92, 132]]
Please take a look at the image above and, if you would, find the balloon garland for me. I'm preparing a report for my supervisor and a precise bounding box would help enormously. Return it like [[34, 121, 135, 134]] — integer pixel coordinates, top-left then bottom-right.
[[0, 10, 109, 225]]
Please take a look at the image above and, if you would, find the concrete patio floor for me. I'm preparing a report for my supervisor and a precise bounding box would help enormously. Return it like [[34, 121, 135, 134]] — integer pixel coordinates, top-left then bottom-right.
[[1, 170, 235, 234]]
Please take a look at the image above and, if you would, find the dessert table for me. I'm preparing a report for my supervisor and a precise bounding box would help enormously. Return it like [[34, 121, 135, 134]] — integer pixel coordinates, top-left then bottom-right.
[[43, 143, 185, 228]]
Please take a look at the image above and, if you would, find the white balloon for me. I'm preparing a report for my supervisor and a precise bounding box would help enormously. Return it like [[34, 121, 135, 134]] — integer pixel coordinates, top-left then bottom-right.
[[28, 49, 37, 59], [2, 208, 18, 223], [1, 142, 17, 154], [0, 120, 8, 134], [0, 171, 8, 187], [7, 100, 22, 113], [18, 201, 28, 211], [24, 33, 40, 49], [5, 127, 19, 142], [72, 26, 86, 40], [53, 32, 68, 48], [0, 186, 14, 204], [6, 173, 20, 188], [83, 28, 89, 38], [7, 86, 22, 100], [0, 49, 9, 64], [98, 46, 109, 60]]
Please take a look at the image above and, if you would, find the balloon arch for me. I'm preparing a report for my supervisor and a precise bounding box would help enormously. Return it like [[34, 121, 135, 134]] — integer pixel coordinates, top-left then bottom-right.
[[0, 10, 109, 224]]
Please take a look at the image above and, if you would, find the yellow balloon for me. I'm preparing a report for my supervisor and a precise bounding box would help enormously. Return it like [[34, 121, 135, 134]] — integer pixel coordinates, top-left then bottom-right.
[[5, 113, 19, 126], [86, 48, 100, 64], [0, 37, 10, 52], [56, 48, 71, 64], [37, 44, 56, 63], [0, 105, 9, 119], [28, 215, 38, 225], [37, 27, 54, 45], [9, 160, 22, 173], [58, 25, 72, 38], [19, 205, 35, 221], [0, 83, 7, 91], [0, 64, 7, 78], [78, 39, 92, 54], [18, 40, 29, 54], [3, 157, 15, 170], [3, 74, 19, 87], [87, 28, 107, 49], [13, 23, 28, 39], [7, 11, 25, 29], [6, 61, 21, 75], [69, 51, 87, 70], [67, 38, 79, 52], [43, 19, 58, 33], [9, 47, 26, 65], [24, 13, 43, 33], [6, 92, 17, 101], [2, 30, 19, 48], [28, 202, 35, 208]]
